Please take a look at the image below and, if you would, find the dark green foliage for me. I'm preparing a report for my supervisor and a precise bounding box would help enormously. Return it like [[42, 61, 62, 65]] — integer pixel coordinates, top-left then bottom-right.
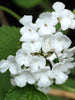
[[5, 84, 49, 100]]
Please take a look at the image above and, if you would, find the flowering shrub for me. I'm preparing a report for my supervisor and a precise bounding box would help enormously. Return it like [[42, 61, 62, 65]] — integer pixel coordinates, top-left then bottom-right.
[[0, 1, 75, 100]]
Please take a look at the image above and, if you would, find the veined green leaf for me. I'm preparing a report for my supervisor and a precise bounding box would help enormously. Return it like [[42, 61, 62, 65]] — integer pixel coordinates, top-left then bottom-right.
[[5, 84, 49, 100], [0, 26, 21, 60]]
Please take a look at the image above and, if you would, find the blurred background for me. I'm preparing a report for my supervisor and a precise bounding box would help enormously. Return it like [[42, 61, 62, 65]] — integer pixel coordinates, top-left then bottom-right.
[[0, 0, 75, 100]]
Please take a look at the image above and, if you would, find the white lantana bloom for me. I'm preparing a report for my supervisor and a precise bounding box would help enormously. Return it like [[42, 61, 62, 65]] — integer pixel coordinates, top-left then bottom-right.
[[50, 63, 68, 84], [11, 71, 35, 87], [15, 51, 32, 67], [52, 2, 65, 11], [22, 41, 42, 53], [57, 47, 75, 62], [0, 1, 75, 93], [38, 26, 56, 36], [34, 67, 53, 87], [50, 32, 72, 52], [70, 20, 75, 29], [36, 12, 58, 36], [52, 2, 75, 30], [58, 59, 75, 74], [42, 32, 71, 53], [19, 15, 33, 26], [7, 55, 20, 75], [63, 47, 75, 58], [0, 60, 9, 73], [20, 25, 40, 42], [30, 56, 46, 72], [50, 58, 75, 84]]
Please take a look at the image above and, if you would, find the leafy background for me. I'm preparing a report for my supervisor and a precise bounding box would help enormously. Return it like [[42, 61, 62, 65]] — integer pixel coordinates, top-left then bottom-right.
[[0, 0, 75, 100]]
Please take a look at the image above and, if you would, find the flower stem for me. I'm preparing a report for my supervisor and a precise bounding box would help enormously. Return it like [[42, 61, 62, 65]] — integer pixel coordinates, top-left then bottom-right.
[[58, 85, 75, 93], [0, 5, 21, 20]]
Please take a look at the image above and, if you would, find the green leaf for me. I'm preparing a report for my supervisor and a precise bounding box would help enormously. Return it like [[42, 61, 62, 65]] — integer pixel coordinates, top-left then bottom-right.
[[0, 26, 21, 60], [63, 78, 75, 89], [0, 71, 12, 100], [70, 67, 75, 75], [13, 0, 43, 8], [0, 26, 21, 100], [5, 84, 49, 100]]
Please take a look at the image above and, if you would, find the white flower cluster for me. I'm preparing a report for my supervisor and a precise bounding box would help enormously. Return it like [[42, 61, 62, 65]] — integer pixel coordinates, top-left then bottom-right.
[[0, 2, 75, 93]]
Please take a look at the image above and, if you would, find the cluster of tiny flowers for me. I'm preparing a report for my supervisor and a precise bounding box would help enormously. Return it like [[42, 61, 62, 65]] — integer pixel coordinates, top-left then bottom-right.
[[0, 2, 75, 93]]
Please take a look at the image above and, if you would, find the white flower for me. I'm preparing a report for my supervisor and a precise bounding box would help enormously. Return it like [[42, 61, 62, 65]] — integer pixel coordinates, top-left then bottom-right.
[[0, 60, 9, 73], [42, 37, 53, 53], [52, 2, 65, 11], [22, 41, 42, 53], [38, 26, 56, 36], [11, 71, 35, 87], [50, 62, 68, 84], [60, 9, 74, 30], [37, 75, 51, 87], [30, 56, 46, 72], [37, 12, 58, 26], [57, 47, 75, 62], [70, 20, 75, 29], [52, 70, 68, 84], [36, 12, 58, 36], [20, 24, 38, 35], [52, 2, 75, 30], [20, 25, 40, 42], [34, 67, 53, 87], [63, 47, 75, 57], [51, 32, 72, 52], [58, 59, 75, 74], [50, 58, 75, 84], [42, 32, 71, 53], [7, 55, 21, 75], [15, 49, 32, 67], [19, 15, 33, 26]]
